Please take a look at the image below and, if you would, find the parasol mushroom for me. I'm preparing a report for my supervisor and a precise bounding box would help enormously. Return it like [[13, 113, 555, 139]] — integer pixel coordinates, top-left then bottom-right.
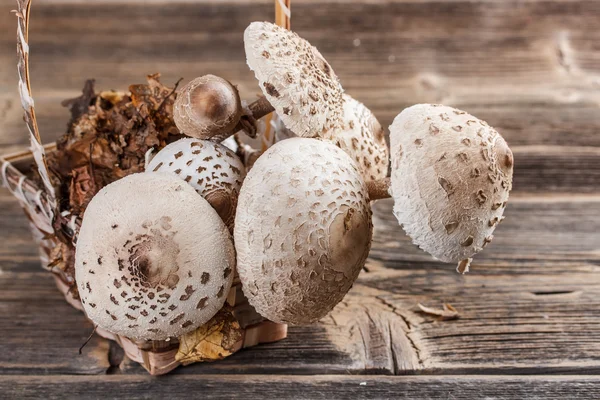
[[173, 75, 243, 142], [244, 21, 345, 138], [234, 137, 372, 325], [75, 173, 235, 340], [146, 138, 245, 231], [325, 94, 389, 181], [387, 104, 513, 271]]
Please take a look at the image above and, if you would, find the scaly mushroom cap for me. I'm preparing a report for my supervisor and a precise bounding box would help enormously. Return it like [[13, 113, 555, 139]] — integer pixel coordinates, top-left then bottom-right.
[[235, 137, 373, 325], [324, 94, 389, 181], [146, 138, 246, 231], [173, 75, 242, 141], [389, 104, 513, 264], [76, 173, 235, 341], [244, 21, 344, 138]]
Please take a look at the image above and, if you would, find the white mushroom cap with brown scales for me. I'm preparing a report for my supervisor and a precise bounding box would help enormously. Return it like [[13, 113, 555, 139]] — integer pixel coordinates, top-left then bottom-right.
[[146, 138, 246, 231], [234, 137, 373, 325], [389, 104, 513, 270], [325, 94, 389, 182], [75, 173, 235, 341], [244, 21, 345, 138], [173, 75, 243, 142]]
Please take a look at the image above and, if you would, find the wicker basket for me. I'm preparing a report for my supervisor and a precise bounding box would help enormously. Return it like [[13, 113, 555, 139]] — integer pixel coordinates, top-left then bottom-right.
[[0, 0, 289, 375], [1, 142, 288, 375]]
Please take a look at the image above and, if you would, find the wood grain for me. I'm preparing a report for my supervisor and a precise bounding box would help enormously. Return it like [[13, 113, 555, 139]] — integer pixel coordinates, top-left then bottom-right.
[[2, 375, 600, 400], [2, 195, 599, 376], [0, 1, 599, 194]]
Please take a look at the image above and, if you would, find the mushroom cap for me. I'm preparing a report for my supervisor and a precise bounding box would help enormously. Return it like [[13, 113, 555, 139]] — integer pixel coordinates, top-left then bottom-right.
[[173, 75, 242, 141], [244, 21, 344, 138], [75, 173, 235, 341], [389, 104, 513, 263], [146, 138, 246, 231], [324, 94, 389, 181], [234, 137, 373, 325]]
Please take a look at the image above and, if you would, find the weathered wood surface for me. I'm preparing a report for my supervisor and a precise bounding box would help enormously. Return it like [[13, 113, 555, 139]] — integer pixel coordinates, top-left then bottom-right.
[[2, 375, 600, 400], [1, 0, 599, 398]]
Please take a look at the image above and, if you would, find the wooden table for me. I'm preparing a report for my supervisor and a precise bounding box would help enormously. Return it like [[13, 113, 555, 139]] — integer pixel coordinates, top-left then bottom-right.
[[1, 1, 599, 398]]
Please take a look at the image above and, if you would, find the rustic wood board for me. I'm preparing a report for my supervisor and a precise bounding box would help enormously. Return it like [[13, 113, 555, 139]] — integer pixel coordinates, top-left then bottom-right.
[[1, 0, 599, 398], [2, 194, 600, 377], [2, 375, 600, 399]]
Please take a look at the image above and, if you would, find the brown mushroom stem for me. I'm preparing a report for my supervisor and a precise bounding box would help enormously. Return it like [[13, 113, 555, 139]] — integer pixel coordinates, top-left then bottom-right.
[[233, 133, 262, 169], [366, 177, 391, 201], [234, 96, 275, 138]]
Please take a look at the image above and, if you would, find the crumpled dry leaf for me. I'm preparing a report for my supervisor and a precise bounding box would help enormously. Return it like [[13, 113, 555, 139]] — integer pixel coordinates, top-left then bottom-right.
[[61, 79, 96, 127], [68, 165, 97, 213], [47, 242, 78, 298], [46, 74, 182, 216], [456, 258, 472, 274], [417, 303, 459, 320], [176, 307, 244, 365]]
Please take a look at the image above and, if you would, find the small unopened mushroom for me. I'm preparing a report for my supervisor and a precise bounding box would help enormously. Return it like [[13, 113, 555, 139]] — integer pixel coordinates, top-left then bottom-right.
[[235, 137, 373, 325], [173, 75, 242, 141], [388, 104, 513, 269], [75, 173, 235, 340], [325, 94, 389, 181], [146, 138, 245, 230], [244, 21, 345, 138]]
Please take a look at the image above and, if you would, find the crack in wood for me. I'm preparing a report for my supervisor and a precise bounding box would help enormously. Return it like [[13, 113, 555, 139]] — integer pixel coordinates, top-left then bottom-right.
[[387, 320, 399, 375], [555, 31, 575, 74], [321, 283, 424, 374], [531, 290, 575, 296], [375, 295, 424, 368]]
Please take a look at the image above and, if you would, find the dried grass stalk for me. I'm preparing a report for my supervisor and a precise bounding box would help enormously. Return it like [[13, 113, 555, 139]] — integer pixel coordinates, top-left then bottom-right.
[[13, 0, 56, 212]]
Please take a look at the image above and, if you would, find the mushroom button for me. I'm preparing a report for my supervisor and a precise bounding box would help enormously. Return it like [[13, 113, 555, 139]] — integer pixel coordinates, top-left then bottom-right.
[[146, 138, 246, 231], [325, 94, 389, 182], [75, 173, 235, 341], [234, 137, 373, 325], [173, 75, 243, 142], [244, 21, 345, 138], [388, 104, 513, 270]]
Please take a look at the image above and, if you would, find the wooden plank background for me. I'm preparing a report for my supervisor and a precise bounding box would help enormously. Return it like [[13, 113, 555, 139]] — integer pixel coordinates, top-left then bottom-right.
[[1, 0, 599, 398]]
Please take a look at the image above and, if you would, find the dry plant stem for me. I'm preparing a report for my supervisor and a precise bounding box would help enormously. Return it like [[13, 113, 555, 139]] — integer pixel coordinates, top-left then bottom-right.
[[1, 152, 79, 243], [258, 0, 291, 151], [275, 0, 291, 29], [14, 0, 56, 208], [260, 112, 276, 152], [1, 161, 47, 203], [156, 77, 183, 115], [78, 324, 98, 354], [234, 96, 275, 138], [233, 133, 262, 169], [366, 177, 391, 201]]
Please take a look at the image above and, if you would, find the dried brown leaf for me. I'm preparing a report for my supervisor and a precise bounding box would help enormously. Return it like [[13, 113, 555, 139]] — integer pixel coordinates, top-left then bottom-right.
[[61, 79, 96, 127], [47, 74, 181, 217], [176, 307, 244, 365]]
